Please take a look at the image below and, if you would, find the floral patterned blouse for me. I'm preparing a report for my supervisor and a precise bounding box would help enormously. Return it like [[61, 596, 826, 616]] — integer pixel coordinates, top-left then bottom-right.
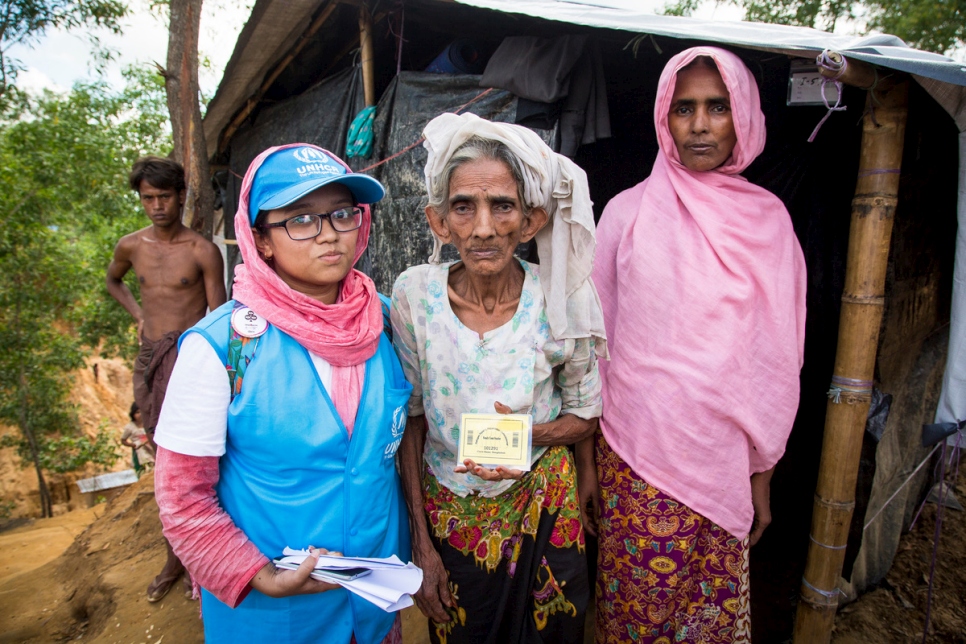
[[390, 259, 602, 498]]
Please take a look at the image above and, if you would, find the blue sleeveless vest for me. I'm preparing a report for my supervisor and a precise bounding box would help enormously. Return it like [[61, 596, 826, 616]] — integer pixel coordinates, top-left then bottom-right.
[[182, 300, 412, 644]]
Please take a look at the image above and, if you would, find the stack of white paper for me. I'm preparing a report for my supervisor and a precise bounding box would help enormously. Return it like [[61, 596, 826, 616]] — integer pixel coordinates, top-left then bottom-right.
[[275, 547, 423, 612]]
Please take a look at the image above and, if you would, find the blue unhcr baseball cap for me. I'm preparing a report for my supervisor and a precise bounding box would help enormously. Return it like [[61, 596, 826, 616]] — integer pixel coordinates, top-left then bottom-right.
[[248, 145, 385, 223]]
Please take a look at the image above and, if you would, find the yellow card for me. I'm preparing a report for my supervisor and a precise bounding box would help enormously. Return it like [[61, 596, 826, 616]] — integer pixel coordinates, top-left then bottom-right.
[[457, 413, 533, 471]]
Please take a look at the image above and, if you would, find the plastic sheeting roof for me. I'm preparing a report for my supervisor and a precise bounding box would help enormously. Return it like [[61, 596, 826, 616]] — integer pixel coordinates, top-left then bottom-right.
[[457, 0, 966, 87], [202, 0, 322, 158], [204, 0, 966, 154]]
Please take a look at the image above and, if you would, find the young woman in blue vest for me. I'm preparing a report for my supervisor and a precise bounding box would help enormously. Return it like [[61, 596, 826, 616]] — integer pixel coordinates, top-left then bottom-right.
[[153, 144, 412, 644]]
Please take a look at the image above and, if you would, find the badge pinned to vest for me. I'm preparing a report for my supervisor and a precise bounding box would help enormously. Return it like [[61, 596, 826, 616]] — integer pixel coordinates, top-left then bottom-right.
[[227, 303, 268, 401], [226, 299, 393, 401], [231, 306, 269, 338]]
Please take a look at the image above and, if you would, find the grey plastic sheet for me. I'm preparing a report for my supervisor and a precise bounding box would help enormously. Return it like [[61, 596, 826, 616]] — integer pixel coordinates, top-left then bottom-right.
[[457, 0, 966, 87], [347, 72, 519, 293]]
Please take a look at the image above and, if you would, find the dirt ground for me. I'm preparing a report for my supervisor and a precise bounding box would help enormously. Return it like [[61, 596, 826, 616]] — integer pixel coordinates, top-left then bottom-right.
[[0, 474, 432, 644], [1, 472, 964, 643], [832, 478, 966, 643]]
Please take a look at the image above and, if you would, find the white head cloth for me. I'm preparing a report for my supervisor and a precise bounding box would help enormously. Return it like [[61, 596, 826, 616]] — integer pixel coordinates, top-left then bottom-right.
[[422, 112, 607, 358]]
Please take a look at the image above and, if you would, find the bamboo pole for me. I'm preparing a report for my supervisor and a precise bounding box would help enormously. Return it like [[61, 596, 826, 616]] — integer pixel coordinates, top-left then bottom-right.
[[317, 8, 388, 82], [358, 4, 376, 106], [793, 67, 910, 643], [218, 1, 339, 153], [817, 51, 878, 89]]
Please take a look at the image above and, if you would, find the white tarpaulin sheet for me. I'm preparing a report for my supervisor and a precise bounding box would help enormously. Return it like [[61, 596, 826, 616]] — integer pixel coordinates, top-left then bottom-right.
[[456, 0, 966, 87], [76, 469, 139, 493], [937, 132, 966, 432]]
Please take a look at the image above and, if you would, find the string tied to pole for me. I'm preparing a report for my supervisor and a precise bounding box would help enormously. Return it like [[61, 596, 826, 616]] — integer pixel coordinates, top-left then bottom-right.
[[808, 533, 847, 550], [800, 576, 846, 606], [827, 375, 873, 405], [910, 425, 963, 643], [808, 49, 848, 143], [357, 87, 495, 173]]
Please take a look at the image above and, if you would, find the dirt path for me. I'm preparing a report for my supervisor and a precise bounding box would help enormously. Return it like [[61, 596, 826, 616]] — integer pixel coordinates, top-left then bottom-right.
[[0, 506, 104, 584], [0, 475, 431, 644], [3, 472, 963, 642], [0, 477, 202, 644]]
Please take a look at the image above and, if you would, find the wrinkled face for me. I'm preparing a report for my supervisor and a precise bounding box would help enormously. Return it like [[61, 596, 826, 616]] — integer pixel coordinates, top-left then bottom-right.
[[668, 62, 738, 172], [139, 181, 185, 227], [428, 158, 544, 279], [253, 183, 359, 302]]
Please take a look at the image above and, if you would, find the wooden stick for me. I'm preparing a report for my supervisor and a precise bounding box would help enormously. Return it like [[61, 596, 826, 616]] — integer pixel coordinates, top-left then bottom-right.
[[818, 52, 878, 90], [358, 4, 375, 106], [792, 71, 910, 644], [317, 9, 388, 81], [218, 1, 339, 153]]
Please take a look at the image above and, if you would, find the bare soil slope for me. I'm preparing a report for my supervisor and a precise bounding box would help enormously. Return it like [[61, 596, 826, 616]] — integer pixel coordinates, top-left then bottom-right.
[[0, 475, 202, 643], [0, 357, 134, 519], [0, 474, 432, 644]]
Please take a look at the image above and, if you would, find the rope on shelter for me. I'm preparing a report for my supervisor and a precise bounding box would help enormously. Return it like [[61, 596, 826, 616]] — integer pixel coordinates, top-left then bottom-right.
[[800, 575, 846, 603], [808, 49, 848, 143], [864, 66, 883, 128], [919, 431, 962, 643], [391, 2, 406, 76], [357, 87, 495, 173], [827, 375, 873, 404], [857, 168, 901, 178], [860, 423, 963, 642], [624, 34, 662, 57], [226, 89, 496, 182], [863, 442, 941, 531], [808, 534, 847, 550]]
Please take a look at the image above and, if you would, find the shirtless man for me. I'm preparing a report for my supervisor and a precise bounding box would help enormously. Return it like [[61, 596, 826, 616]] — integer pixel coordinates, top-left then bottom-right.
[[107, 155, 226, 603]]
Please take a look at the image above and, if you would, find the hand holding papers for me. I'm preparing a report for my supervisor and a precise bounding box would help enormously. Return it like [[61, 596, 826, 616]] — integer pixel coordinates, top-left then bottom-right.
[[274, 547, 423, 612], [457, 412, 533, 471]]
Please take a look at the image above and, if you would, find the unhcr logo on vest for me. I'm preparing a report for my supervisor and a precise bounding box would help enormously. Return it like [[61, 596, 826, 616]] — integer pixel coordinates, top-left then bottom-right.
[[292, 147, 343, 178]]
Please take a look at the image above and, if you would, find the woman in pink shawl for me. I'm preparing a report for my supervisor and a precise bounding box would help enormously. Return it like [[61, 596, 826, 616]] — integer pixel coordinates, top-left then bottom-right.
[[152, 144, 413, 644], [586, 47, 807, 642]]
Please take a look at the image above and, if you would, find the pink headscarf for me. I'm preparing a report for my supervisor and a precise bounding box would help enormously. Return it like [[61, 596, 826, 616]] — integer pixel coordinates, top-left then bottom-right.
[[592, 47, 807, 539], [233, 144, 383, 433]]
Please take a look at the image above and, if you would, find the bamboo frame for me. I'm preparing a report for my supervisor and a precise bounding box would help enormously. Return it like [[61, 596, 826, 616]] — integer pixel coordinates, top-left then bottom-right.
[[358, 4, 376, 106], [818, 51, 878, 89], [218, 0, 339, 153], [316, 8, 388, 82], [792, 66, 910, 643]]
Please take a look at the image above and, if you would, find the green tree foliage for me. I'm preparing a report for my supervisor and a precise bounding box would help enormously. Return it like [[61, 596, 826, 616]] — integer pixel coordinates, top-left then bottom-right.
[[868, 0, 965, 56], [663, 0, 965, 54], [0, 0, 127, 97], [0, 68, 170, 516]]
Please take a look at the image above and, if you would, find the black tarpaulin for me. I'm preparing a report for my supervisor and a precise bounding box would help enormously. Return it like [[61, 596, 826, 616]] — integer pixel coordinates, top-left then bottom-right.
[[222, 68, 365, 280], [347, 72, 519, 293]]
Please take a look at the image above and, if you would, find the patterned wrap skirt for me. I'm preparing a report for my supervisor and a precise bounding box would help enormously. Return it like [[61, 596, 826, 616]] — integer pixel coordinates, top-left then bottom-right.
[[423, 445, 590, 644], [594, 434, 751, 643]]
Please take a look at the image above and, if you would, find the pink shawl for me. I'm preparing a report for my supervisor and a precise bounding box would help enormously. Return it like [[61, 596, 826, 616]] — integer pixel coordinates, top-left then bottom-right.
[[592, 47, 807, 539], [233, 144, 383, 433]]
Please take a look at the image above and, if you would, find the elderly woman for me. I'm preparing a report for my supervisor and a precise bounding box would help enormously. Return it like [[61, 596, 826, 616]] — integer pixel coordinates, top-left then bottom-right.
[[153, 144, 412, 644], [392, 113, 607, 643], [589, 47, 807, 642]]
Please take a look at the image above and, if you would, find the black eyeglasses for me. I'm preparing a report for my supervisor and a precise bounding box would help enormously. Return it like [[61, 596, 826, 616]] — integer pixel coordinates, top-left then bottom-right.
[[258, 207, 364, 240]]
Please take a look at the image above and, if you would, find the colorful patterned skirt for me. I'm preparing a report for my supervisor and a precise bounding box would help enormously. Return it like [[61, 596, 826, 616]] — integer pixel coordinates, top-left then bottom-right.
[[422, 445, 589, 644], [594, 434, 750, 644]]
